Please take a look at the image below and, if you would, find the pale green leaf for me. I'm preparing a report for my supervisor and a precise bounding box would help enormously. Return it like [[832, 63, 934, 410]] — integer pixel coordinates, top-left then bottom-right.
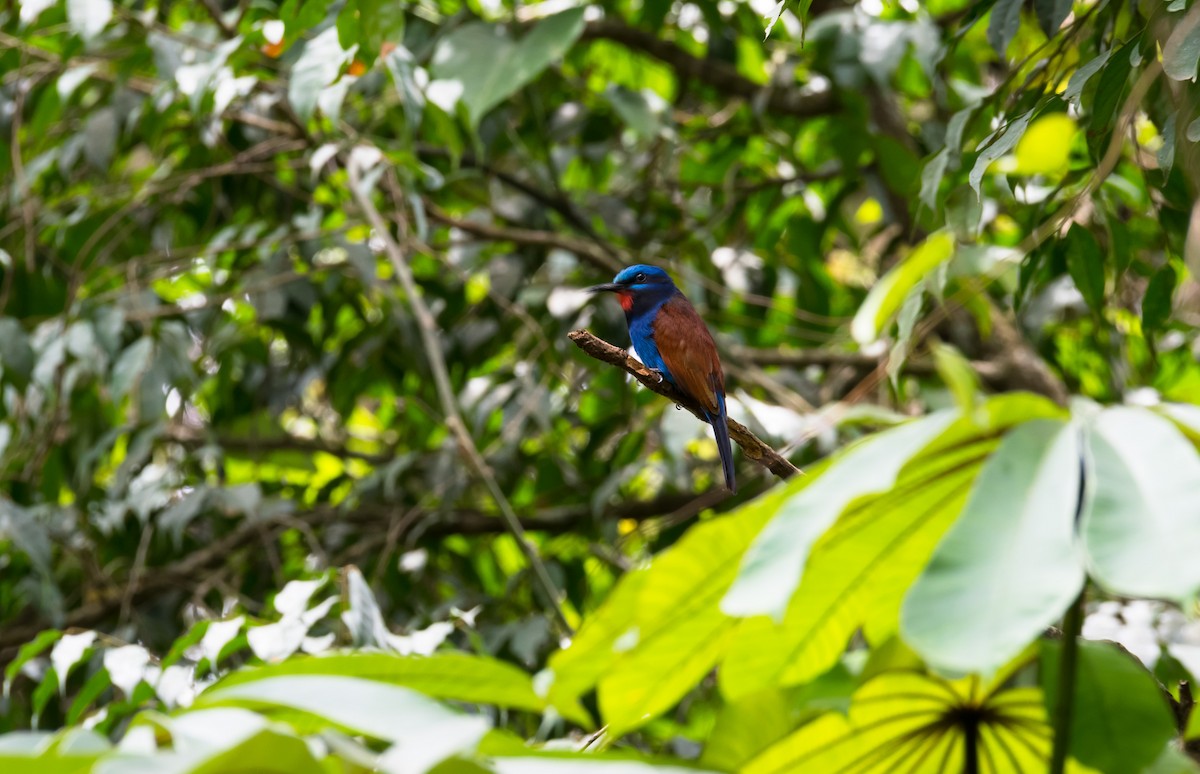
[[722, 410, 957, 620], [969, 110, 1033, 195], [901, 419, 1085, 674], [1081, 406, 1200, 600], [430, 9, 586, 127], [67, 0, 112, 41]]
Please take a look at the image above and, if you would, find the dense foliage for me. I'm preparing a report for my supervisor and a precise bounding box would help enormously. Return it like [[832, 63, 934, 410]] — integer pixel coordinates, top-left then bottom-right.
[[2, 0, 1200, 771]]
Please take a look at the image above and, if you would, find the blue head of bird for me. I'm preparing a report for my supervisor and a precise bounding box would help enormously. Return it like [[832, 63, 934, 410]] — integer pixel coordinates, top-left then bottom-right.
[[587, 264, 678, 314]]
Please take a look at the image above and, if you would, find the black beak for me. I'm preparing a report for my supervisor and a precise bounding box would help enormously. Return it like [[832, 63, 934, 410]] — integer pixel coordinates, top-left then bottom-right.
[[587, 283, 622, 293]]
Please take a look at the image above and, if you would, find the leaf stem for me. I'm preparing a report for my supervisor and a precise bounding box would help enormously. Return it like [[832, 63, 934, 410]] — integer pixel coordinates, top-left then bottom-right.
[[1050, 588, 1086, 774]]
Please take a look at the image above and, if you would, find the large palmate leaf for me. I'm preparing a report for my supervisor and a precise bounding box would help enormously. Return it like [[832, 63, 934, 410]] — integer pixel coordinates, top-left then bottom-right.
[[720, 394, 1064, 698], [722, 410, 957, 620], [1081, 406, 1200, 601], [901, 419, 1085, 674], [547, 488, 786, 735], [741, 663, 1090, 774]]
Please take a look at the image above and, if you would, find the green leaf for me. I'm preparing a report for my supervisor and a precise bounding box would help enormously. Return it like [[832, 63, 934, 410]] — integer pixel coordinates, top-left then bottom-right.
[[918, 148, 950, 213], [289, 27, 355, 120], [5, 630, 62, 693], [1089, 39, 1136, 138], [1065, 225, 1106, 312], [930, 341, 979, 412], [1012, 113, 1077, 175], [1034, 0, 1072, 36], [1063, 51, 1112, 107], [901, 419, 1085, 674], [721, 394, 1064, 697], [850, 230, 956, 345], [0, 755, 99, 774], [1164, 4, 1200, 81], [605, 86, 662, 139], [200, 675, 490, 759], [187, 729, 324, 774], [1081, 406, 1200, 600], [0, 318, 35, 388], [701, 691, 794, 772], [595, 500, 779, 736], [722, 410, 958, 620], [67, 0, 112, 40], [987, 0, 1023, 57], [1042, 639, 1176, 774], [430, 8, 586, 127], [969, 110, 1033, 195], [549, 491, 780, 736], [743, 670, 1056, 774], [384, 45, 425, 132], [210, 651, 579, 722], [1143, 264, 1177, 333]]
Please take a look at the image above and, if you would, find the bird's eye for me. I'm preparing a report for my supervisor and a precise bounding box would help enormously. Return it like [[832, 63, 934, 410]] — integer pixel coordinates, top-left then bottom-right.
[[634, 272, 646, 282]]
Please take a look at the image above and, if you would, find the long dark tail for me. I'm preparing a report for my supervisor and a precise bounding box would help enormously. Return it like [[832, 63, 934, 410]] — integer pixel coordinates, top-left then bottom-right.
[[706, 403, 736, 494]]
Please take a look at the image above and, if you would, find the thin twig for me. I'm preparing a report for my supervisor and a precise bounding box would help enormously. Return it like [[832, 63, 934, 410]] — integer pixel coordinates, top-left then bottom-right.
[[347, 162, 572, 635], [568, 330, 802, 481]]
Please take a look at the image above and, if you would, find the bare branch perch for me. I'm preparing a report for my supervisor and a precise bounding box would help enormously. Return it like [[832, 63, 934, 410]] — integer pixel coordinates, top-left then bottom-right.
[[569, 330, 802, 482]]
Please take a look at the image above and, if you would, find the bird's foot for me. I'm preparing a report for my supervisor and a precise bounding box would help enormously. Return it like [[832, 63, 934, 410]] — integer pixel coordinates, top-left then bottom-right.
[[647, 368, 665, 384]]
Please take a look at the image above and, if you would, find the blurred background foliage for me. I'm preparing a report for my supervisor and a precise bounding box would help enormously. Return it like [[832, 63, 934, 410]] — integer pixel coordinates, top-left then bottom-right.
[[2, 0, 1200, 770]]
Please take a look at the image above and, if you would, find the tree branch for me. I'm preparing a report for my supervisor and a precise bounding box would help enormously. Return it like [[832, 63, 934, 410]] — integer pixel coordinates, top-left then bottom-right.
[[580, 20, 837, 119], [569, 330, 802, 481], [426, 204, 624, 274], [349, 163, 572, 635]]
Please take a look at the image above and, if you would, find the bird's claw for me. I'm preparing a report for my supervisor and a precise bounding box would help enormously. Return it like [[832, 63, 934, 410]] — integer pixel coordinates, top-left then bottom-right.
[[648, 369, 665, 384]]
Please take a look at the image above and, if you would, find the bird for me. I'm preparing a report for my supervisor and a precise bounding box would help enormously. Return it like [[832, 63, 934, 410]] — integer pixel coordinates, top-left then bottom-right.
[[588, 264, 736, 493]]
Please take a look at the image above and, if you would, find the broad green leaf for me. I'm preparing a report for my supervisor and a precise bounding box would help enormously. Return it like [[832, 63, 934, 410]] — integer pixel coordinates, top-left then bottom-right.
[[1164, 4, 1200, 81], [722, 410, 957, 620], [550, 489, 781, 736], [850, 231, 956, 345], [1043, 639, 1176, 774], [0, 755, 99, 774], [987, 0, 1023, 57], [969, 110, 1032, 195], [183, 729, 324, 774], [430, 9, 586, 126], [901, 419, 1085, 674], [701, 691, 793, 772], [1081, 406, 1200, 600], [918, 148, 949, 212], [289, 27, 356, 120], [208, 651, 582, 723], [491, 755, 719, 773], [595, 496, 780, 736], [199, 675, 490, 763], [744, 670, 1060, 774], [1065, 226, 1105, 313], [1063, 51, 1111, 107], [1034, 0, 1072, 36], [1142, 264, 1177, 334], [1089, 39, 1135, 138], [721, 394, 1064, 697]]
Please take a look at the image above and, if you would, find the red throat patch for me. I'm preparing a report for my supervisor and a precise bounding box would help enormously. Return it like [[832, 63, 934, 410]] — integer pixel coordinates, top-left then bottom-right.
[[617, 291, 633, 311]]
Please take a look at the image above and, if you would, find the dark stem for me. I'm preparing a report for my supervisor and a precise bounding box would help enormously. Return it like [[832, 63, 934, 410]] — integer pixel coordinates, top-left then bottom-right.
[[963, 714, 979, 774], [1050, 589, 1086, 774]]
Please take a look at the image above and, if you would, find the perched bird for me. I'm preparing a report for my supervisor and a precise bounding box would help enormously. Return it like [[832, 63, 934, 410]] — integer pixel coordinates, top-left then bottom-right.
[[589, 264, 736, 493]]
